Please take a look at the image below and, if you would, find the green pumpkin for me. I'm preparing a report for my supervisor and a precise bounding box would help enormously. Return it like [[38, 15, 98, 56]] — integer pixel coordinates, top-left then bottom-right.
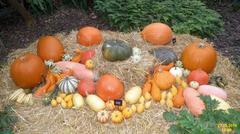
[[102, 39, 133, 61]]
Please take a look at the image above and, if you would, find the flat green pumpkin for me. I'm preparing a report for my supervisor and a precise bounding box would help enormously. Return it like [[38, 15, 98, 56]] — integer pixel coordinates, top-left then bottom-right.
[[102, 39, 133, 61]]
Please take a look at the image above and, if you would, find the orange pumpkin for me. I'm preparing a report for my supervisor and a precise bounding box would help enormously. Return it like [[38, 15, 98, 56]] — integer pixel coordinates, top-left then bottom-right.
[[37, 36, 64, 62], [153, 70, 175, 90], [187, 69, 209, 85], [96, 74, 124, 101], [181, 41, 217, 73], [10, 53, 46, 88], [141, 23, 173, 45], [77, 26, 102, 46]]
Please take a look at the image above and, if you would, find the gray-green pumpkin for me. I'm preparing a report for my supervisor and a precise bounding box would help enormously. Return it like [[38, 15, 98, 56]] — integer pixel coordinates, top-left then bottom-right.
[[102, 39, 132, 61], [149, 47, 178, 65]]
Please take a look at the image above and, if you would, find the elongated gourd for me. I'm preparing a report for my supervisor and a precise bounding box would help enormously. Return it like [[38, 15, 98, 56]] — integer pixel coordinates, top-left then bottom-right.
[[86, 95, 105, 112], [125, 86, 142, 104], [151, 80, 161, 101]]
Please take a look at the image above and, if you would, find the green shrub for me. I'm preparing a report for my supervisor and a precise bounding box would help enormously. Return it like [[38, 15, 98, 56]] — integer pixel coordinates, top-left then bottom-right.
[[62, 0, 89, 11], [26, 0, 54, 15], [94, 0, 224, 37]]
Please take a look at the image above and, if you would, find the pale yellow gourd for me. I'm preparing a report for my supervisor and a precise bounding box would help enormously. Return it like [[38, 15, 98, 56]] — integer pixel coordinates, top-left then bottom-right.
[[86, 95, 105, 112], [160, 91, 167, 105], [125, 86, 142, 104]]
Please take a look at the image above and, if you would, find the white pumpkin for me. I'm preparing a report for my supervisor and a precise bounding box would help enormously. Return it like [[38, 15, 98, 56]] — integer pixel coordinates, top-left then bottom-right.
[[169, 67, 183, 77], [73, 93, 84, 109], [189, 81, 199, 89], [131, 55, 141, 63], [132, 47, 141, 56], [97, 110, 109, 123], [58, 76, 78, 93]]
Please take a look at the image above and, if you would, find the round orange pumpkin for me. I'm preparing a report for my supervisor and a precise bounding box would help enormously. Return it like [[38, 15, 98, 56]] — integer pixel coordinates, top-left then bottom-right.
[[37, 36, 64, 62], [10, 53, 46, 88], [77, 26, 102, 46], [96, 74, 124, 101], [187, 69, 209, 85], [153, 70, 175, 90], [141, 23, 173, 45], [181, 41, 217, 73]]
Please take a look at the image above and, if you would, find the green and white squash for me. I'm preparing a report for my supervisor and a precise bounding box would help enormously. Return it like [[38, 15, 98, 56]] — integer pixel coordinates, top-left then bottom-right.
[[58, 76, 78, 93], [102, 39, 132, 61]]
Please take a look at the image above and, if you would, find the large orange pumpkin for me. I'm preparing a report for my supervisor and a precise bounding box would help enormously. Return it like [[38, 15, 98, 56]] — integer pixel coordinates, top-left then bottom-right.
[[10, 53, 46, 88], [181, 41, 217, 73], [96, 74, 124, 101], [141, 23, 173, 45], [77, 26, 102, 46], [37, 36, 64, 62], [153, 70, 175, 90]]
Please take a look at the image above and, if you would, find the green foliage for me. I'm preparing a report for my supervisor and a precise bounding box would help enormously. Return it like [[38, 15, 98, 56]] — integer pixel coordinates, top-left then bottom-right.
[[62, 0, 89, 11], [94, 0, 224, 37], [26, 0, 54, 15], [0, 105, 18, 134], [163, 96, 240, 134]]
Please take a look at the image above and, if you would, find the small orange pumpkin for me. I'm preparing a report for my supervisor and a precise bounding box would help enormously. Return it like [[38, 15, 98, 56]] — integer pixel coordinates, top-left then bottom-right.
[[122, 107, 133, 119], [141, 23, 173, 45], [10, 53, 46, 88], [105, 100, 115, 110], [37, 36, 64, 62], [96, 74, 124, 101], [181, 40, 217, 73], [153, 70, 175, 90], [77, 26, 102, 46]]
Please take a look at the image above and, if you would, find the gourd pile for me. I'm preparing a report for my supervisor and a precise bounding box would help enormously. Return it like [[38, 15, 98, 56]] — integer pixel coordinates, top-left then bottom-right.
[[8, 23, 231, 125]]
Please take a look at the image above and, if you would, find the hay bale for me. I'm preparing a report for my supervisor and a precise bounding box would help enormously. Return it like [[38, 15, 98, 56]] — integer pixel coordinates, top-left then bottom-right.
[[0, 31, 239, 134]]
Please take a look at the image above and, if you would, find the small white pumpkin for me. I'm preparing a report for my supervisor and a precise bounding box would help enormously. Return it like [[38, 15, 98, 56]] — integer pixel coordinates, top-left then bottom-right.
[[73, 93, 84, 109], [183, 69, 190, 77], [58, 76, 78, 93], [132, 47, 141, 56], [189, 81, 200, 89], [169, 67, 183, 77], [97, 110, 109, 123], [131, 55, 141, 63]]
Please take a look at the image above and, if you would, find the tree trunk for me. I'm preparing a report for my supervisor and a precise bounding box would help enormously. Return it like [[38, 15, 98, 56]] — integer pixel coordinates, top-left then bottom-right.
[[7, 0, 35, 27]]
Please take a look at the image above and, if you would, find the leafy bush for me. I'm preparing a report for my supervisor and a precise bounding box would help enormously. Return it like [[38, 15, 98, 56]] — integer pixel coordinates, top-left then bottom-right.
[[62, 0, 89, 11], [163, 96, 240, 134], [0, 105, 18, 134], [26, 0, 54, 15], [94, 0, 224, 37]]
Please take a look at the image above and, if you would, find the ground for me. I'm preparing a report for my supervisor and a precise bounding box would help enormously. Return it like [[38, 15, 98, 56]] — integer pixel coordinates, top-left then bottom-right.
[[0, 2, 240, 68]]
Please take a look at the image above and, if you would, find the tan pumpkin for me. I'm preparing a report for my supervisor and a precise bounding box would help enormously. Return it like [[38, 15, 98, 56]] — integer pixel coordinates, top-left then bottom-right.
[[181, 40, 217, 73], [141, 23, 173, 45], [153, 70, 175, 90], [10, 53, 46, 88], [105, 100, 115, 110], [77, 26, 102, 46], [37, 36, 64, 62]]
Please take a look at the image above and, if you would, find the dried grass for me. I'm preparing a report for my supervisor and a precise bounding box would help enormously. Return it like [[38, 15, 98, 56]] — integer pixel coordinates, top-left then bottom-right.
[[0, 31, 239, 134]]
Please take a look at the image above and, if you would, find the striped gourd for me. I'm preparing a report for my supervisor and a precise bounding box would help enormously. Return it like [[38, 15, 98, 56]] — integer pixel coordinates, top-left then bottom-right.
[[58, 76, 78, 93]]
